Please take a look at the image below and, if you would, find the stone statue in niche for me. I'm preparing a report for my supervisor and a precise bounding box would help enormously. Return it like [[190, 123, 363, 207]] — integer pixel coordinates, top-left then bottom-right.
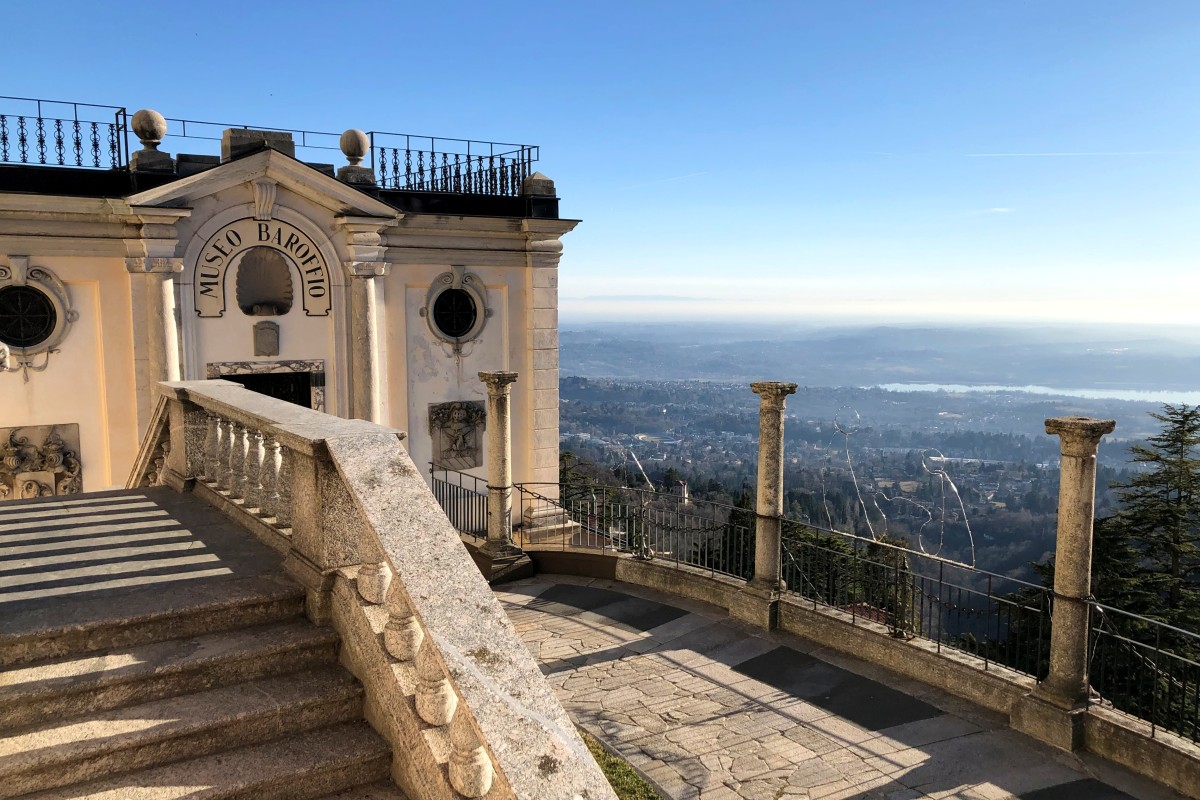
[[0, 424, 83, 501], [253, 321, 280, 357], [428, 401, 485, 470]]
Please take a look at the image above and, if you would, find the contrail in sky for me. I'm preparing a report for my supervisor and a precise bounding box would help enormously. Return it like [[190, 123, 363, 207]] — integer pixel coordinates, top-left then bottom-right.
[[967, 151, 1189, 157]]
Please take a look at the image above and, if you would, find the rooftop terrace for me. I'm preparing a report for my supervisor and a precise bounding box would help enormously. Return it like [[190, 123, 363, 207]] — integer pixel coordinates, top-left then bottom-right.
[[0, 95, 552, 217]]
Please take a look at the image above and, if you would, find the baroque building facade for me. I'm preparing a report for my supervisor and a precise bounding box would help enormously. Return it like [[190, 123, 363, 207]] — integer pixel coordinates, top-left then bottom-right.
[[0, 103, 574, 499]]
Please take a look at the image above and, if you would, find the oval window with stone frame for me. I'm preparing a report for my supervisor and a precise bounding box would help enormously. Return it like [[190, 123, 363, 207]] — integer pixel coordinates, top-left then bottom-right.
[[422, 267, 489, 353], [0, 263, 77, 364], [0, 286, 57, 349]]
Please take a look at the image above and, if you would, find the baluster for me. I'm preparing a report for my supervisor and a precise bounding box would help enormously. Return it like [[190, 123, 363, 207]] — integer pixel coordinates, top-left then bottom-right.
[[415, 639, 458, 726], [244, 429, 264, 509], [201, 412, 220, 482], [449, 711, 494, 798], [441, 152, 449, 190], [390, 147, 399, 189], [275, 446, 293, 527], [417, 150, 425, 189], [454, 154, 462, 192], [228, 421, 247, 499], [384, 583, 424, 662], [107, 123, 119, 168], [357, 561, 392, 604], [89, 122, 100, 167], [499, 156, 508, 196], [53, 120, 64, 165], [404, 146, 412, 189], [259, 437, 280, 518], [18, 117, 28, 163], [216, 418, 233, 490], [36, 117, 46, 164], [0, 115, 7, 162], [72, 120, 82, 166]]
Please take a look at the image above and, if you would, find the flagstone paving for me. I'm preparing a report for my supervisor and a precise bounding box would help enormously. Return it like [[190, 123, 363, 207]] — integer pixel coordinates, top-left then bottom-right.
[[496, 575, 1186, 800]]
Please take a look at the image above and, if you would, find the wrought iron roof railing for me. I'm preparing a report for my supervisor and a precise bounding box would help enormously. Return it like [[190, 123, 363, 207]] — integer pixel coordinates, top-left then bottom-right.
[[0, 96, 540, 198], [0, 96, 127, 169]]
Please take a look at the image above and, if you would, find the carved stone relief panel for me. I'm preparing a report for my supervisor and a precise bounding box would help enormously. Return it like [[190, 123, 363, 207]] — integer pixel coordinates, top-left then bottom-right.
[[0, 424, 82, 501], [429, 401, 486, 471], [253, 321, 280, 356]]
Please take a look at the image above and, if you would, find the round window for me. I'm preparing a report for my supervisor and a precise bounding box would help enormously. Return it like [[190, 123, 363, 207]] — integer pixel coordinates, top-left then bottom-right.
[[432, 288, 478, 339], [0, 285, 57, 349]]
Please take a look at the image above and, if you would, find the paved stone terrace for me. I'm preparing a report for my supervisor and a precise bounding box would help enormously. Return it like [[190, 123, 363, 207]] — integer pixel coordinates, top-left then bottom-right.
[[497, 575, 1185, 800]]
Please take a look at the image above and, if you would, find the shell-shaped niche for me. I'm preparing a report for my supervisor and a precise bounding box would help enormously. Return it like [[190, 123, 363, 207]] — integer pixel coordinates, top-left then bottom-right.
[[236, 247, 293, 316]]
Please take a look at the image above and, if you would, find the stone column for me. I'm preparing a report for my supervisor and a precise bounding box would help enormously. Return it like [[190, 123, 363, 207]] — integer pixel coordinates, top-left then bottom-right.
[[480, 371, 519, 555], [1011, 415, 1114, 751], [130, 258, 184, 386], [730, 381, 798, 629], [348, 268, 383, 422]]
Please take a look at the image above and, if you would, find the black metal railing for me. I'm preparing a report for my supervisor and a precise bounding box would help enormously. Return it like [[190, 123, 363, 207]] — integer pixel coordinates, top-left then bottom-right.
[[1089, 602, 1200, 742], [0, 96, 126, 169], [430, 465, 489, 540], [435, 476, 1200, 739], [371, 132, 537, 196], [156, 118, 343, 166], [512, 482, 753, 580], [780, 519, 1051, 679], [0, 96, 540, 198]]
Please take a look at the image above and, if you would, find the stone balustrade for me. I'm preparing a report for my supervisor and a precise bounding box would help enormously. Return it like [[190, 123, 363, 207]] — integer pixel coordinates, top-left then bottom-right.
[[129, 379, 616, 800]]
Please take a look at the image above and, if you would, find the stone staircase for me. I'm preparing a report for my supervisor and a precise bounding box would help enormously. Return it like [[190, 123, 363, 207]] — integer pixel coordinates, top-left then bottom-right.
[[0, 490, 408, 799]]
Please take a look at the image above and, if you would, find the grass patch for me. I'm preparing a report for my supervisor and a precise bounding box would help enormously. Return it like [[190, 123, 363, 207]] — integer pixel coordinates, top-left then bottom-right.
[[579, 729, 663, 800]]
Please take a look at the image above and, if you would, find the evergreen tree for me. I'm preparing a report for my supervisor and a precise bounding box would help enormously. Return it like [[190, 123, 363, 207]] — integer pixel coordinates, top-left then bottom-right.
[[1108, 404, 1200, 631]]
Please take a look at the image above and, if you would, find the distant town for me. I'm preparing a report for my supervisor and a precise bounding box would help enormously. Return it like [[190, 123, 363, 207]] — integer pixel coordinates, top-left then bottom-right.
[[558, 376, 1166, 579]]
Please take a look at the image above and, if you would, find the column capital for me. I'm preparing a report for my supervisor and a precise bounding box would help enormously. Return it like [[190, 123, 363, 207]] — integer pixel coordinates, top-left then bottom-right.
[[751, 381, 798, 405], [343, 261, 389, 278], [479, 371, 518, 395], [1045, 416, 1115, 457], [126, 257, 184, 274]]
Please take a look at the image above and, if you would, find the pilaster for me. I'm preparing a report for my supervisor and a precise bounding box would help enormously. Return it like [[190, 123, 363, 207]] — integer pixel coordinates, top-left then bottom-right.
[[336, 215, 397, 423]]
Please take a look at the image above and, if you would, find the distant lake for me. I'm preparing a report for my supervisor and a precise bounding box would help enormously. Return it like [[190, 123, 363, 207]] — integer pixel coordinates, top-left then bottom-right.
[[875, 383, 1200, 405]]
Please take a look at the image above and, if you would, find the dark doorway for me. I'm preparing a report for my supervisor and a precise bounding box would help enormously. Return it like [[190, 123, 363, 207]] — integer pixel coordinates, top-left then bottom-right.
[[224, 371, 313, 408]]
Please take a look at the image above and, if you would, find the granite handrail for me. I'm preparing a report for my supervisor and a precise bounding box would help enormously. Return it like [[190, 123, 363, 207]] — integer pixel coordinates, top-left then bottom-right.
[[133, 379, 616, 800]]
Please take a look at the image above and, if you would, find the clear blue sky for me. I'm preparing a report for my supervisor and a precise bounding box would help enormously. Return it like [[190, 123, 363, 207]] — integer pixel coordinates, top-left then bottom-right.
[[10, 2, 1199, 325]]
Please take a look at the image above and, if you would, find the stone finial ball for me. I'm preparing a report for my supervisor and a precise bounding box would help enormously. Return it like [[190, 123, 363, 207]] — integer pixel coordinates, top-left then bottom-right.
[[340, 129, 370, 166], [131, 109, 167, 147]]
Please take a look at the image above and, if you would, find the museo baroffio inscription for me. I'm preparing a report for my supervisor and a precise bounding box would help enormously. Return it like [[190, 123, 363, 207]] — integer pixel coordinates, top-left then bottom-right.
[[194, 218, 331, 317]]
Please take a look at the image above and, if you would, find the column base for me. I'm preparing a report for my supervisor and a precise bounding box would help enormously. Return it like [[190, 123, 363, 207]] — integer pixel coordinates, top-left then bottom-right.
[[283, 549, 335, 625], [520, 504, 583, 546], [1010, 690, 1087, 752], [470, 540, 535, 585], [729, 579, 784, 630]]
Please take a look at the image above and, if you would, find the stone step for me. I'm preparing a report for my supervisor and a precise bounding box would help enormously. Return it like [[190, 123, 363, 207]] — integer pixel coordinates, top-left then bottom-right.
[[0, 575, 305, 667], [0, 619, 340, 733], [319, 782, 410, 799], [0, 668, 364, 798], [18, 722, 391, 800]]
